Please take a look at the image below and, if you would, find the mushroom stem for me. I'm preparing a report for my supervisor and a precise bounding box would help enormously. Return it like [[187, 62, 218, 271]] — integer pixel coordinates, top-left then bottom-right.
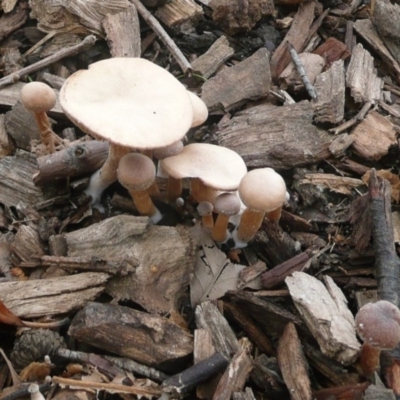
[[167, 176, 183, 202], [128, 189, 157, 216], [359, 343, 381, 376], [85, 143, 131, 206], [266, 206, 283, 223], [34, 113, 56, 153], [211, 213, 230, 242], [190, 178, 218, 203], [236, 208, 265, 243]]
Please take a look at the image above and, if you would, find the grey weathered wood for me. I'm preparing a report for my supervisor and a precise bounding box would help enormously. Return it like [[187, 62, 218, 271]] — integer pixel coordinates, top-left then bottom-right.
[[0, 114, 14, 158], [232, 388, 257, 400], [312, 59, 345, 124], [0, 272, 110, 317], [0, 1, 28, 42], [217, 101, 332, 169]]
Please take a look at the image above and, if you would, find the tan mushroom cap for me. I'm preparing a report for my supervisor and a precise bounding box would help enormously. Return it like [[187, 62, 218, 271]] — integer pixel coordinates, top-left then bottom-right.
[[187, 91, 208, 127], [214, 193, 241, 215], [20, 82, 56, 113], [239, 168, 286, 212], [60, 58, 193, 149], [161, 143, 247, 191]]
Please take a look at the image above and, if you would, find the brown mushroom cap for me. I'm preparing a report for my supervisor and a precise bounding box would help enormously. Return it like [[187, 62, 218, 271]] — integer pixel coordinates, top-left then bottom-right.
[[161, 143, 247, 191], [238, 168, 286, 212], [197, 201, 214, 216], [153, 140, 184, 160], [355, 300, 400, 350], [214, 193, 241, 215], [187, 91, 208, 127], [60, 58, 193, 149], [117, 153, 156, 191], [20, 82, 56, 113]]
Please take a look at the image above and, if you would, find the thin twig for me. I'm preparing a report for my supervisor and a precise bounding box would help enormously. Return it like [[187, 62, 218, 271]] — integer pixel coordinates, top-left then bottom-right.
[[129, 0, 192, 74], [329, 101, 372, 134], [0, 35, 97, 90]]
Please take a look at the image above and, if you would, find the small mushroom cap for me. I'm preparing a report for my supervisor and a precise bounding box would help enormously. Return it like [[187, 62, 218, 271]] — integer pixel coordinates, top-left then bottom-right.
[[161, 143, 247, 191], [238, 168, 286, 212], [20, 82, 56, 113], [153, 140, 184, 160], [117, 153, 156, 191], [355, 300, 400, 350], [60, 58, 193, 149], [197, 201, 213, 216], [187, 91, 208, 127], [214, 193, 241, 215]]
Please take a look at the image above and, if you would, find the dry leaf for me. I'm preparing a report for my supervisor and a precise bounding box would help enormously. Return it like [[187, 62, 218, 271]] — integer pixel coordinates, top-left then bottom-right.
[[0, 298, 24, 326], [20, 361, 53, 382]]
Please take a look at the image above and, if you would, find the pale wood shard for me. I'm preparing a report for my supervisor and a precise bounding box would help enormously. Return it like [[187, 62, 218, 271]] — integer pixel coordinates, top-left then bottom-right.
[[103, 4, 141, 57], [12, 224, 45, 263], [346, 43, 382, 104], [312, 59, 346, 124], [212, 349, 253, 400], [350, 110, 397, 160], [195, 301, 239, 359], [155, 0, 203, 33], [285, 272, 361, 365], [353, 19, 400, 82], [216, 101, 332, 169], [329, 133, 354, 158], [232, 388, 257, 400], [191, 35, 234, 79], [0, 272, 110, 318], [277, 323, 312, 400], [68, 302, 193, 372], [201, 47, 271, 113], [0, 1, 28, 42]]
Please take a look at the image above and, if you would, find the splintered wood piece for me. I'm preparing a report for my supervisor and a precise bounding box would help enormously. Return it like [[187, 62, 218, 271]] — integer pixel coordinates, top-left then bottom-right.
[[209, 0, 274, 36], [312, 382, 370, 400], [0, 115, 14, 158], [33, 141, 109, 185], [346, 43, 382, 104], [328, 133, 354, 158], [312, 59, 345, 124], [354, 19, 400, 82], [0, 150, 45, 207], [313, 37, 351, 66], [270, 1, 315, 79], [68, 302, 193, 372], [155, 0, 203, 33], [0, 1, 28, 42], [299, 173, 364, 195], [212, 349, 253, 400], [285, 272, 360, 365], [217, 101, 331, 169], [50, 215, 194, 314], [232, 388, 256, 400], [195, 301, 239, 359], [351, 110, 397, 160], [103, 4, 141, 57], [191, 36, 234, 79], [201, 47, 271, 113], [0, 272, 110, 318], [277, 323, 312, 400], [12, 225, 45, 263]]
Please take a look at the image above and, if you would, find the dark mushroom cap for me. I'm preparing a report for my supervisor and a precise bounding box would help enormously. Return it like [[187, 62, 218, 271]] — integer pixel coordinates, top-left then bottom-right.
[[355, 300, 400, 350], [20, 82, 56, 113]]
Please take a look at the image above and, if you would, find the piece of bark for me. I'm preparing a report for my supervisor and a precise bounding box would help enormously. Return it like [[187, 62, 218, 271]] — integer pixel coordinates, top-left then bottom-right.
[[0, 115, 15, 158], [364, 382, 395, 400], [346, 43, 382, 104], [353, 19, 400, 82], [350, 110, 397, 161], [155, 0, 203, 33], [191, 35, 234, 79], [237, 260, 267, 290], [0, 0, 28, 42], [208, 0, 274, 36], [312, 59, 345, 124], [68, 302, 193, 372], [195, 301, 239, 359], [313, 37, 351, 66], [232, 387, 256, 400], [0, 272, 110, 318], [40, 72, 66, 90], [217, 101, 332, 169], [103, 4, 141, 57], [50, 215, 194, 314], [32, 141, 109, 185], [12, 224, 45, 264], [270, 1, 315, 79], [312, 382, 370, 400], [201, 47, 271, 113], [328, 133, 354, 158], [277, 323, 312, 400], [2, 47, 23, 77], [212, 349, 253, 400], [349, 194, 372, 253], [285, 272, 360, 365]]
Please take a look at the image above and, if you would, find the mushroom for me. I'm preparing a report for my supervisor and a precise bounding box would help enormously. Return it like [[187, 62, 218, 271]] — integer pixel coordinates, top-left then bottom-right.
[[197, 201, 214, 230], [20, 82, 62, 154], [355, 300, 400, 376], [161, 143, 247, 203], [234, 168, 286, 247], [28, 384, 45, 400], [211, 193, 241, 243], [187, 91, 208, 127], [117, 152, 161, 223], [59, 57, 193, 207]]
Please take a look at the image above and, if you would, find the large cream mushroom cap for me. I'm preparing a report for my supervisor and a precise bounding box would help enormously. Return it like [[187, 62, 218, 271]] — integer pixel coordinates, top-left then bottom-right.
[[161, 143, 247, 191], [60, 58, 193, 149], [187, 91, 208, 127]]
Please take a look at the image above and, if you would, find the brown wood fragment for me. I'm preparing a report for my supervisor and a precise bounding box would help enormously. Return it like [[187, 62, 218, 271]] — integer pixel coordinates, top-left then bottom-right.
[[0, 272, 110, 318], [232, 387, 256, 400], [68, 302, 193, 372], [0, 114, 14, 158], [346, 43, 382, 104], [217, 101, 332, 169], [201, 48, 271, 113], [351, 110, 397, 160], [312, 59, 346, 124], [313, 37, 351, 66], [191, 36, 234, 79], [155, 0, 203, 33], [103, 4, 141, 57], [312, 382, 370, 400], [329, 133, 354, 158], [212, 349, 253, 400], [277, 323, 312, 400], [12, 224, 45, 264], [0, 1, 28, 42]]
